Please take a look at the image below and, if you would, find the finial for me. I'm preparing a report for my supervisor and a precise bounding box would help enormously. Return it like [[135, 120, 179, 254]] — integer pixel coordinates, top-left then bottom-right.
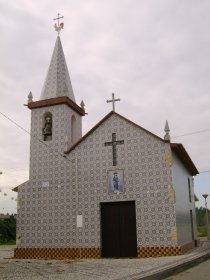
[[80, 100, 88, 115], [164, 120, 171, 142], [106, 93, 120, 112], [28, 91, 33, 103], [80, 100, 85, 111], [53, 13, 64, 35]]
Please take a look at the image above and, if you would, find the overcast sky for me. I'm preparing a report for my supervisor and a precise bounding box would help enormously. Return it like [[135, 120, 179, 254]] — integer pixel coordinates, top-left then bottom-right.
[[0, 0, 210, 213]]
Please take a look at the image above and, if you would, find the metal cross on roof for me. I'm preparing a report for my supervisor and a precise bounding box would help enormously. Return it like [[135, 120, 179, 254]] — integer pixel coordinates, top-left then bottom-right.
[[106, 93, 120, 112], [53, 13, 64, 35]]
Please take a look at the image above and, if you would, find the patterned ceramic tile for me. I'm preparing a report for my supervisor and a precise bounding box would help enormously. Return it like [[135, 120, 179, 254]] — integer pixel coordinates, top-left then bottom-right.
[[40, 36, 75, 101], [17, 112, 178, 249]]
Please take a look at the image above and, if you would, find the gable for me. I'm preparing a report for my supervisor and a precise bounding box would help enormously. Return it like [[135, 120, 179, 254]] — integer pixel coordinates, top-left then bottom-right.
[[12, 180, 29, 192], [65, 111, 198, 177], [65, 111, 165, 154]]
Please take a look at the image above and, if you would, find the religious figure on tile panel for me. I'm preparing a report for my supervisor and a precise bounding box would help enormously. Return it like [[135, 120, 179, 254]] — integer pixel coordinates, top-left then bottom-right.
[[108, 170, 124, 193]]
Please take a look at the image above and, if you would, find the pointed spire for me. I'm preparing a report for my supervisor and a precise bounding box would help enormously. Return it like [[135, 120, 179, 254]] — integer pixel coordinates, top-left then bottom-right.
[[40, 36, 75, 102], [164, 120, 171, 142], [28, 91, 33, 103]]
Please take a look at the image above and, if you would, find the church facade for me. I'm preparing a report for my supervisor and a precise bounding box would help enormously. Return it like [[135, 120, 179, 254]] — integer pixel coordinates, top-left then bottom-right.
[[14, 30, 199, 259]]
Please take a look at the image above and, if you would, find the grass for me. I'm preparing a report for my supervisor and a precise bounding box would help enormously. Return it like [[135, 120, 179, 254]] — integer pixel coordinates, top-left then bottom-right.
[[197, 227, 209, 237], [0, 241, 16, 245]]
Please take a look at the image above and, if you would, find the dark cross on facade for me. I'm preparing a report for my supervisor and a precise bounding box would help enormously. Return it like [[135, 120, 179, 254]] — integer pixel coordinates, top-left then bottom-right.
[[53, 13, 64, 26], [104, 133, 124, 166], [106, 93, 120, 112]]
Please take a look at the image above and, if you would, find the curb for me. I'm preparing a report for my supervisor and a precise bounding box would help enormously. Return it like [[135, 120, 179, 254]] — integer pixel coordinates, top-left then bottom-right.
[[138, 250, 210, 280]]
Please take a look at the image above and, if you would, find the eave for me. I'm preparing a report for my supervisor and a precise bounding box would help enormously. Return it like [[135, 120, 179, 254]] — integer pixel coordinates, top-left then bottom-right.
[[28, 96, 85, 116], [170, 143, 199, 176]]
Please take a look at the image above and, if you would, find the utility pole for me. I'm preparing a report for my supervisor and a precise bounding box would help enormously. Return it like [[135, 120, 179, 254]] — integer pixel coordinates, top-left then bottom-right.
[[202, 194, 210, 240]]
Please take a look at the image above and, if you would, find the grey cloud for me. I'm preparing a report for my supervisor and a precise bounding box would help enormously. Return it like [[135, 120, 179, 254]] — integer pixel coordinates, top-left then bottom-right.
[[0, 0, 210, 213]]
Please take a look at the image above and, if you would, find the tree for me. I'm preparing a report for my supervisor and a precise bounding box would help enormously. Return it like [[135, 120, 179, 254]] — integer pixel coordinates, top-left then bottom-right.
[[196, 206, 210, 227], [0, 214, 16, 243], [0, 219, 8, 242]]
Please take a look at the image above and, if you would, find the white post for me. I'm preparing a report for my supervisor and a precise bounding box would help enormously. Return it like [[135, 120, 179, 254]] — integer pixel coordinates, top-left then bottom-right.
[[202, 194, 210, 240]]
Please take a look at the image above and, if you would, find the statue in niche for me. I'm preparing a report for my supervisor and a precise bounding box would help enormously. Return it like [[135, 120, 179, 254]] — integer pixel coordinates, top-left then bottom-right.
[[43, 115, 52, 141]]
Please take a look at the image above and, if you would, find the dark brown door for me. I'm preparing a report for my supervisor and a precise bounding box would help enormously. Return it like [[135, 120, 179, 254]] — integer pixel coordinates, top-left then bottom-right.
[[101, 201, 137, 258]]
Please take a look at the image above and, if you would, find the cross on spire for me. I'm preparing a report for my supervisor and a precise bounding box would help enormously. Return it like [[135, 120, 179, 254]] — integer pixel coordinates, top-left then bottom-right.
[[104, 133, 124, 166], [106, 93, 120, 112], [53, 13, 64, 25], [53, 13, 64, 35]]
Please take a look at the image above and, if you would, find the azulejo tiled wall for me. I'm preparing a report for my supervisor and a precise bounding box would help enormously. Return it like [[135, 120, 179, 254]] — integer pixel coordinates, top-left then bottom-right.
[[69, 114, 175, 248], [17, 112, 177, 251]]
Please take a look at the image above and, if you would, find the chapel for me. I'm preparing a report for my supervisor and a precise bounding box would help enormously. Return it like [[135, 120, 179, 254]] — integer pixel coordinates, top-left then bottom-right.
[[13, 22, 199, 259]]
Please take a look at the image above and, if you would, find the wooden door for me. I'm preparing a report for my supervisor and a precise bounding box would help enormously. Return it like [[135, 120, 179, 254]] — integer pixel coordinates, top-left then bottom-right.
[[101, 201, 137, 258]]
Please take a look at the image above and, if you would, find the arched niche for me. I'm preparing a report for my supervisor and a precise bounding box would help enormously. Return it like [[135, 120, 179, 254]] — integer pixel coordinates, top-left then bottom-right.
[[43, 112, 52, 141], [71, 115, 77, 144]]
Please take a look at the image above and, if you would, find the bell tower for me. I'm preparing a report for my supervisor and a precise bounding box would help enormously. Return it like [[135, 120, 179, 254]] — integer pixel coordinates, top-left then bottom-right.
[[27, 19, 85, 182]]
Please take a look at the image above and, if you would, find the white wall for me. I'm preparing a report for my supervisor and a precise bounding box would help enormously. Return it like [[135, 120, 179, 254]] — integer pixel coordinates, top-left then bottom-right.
[[172, 152, 197, 245]]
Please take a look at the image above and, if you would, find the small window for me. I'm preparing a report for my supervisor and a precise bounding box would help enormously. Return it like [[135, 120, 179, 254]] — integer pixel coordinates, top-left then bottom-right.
[[43, 112, 52, 141], [71, 115, 77, 144], [188, 178, 192, 202], [190, 210, 194, 240]]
